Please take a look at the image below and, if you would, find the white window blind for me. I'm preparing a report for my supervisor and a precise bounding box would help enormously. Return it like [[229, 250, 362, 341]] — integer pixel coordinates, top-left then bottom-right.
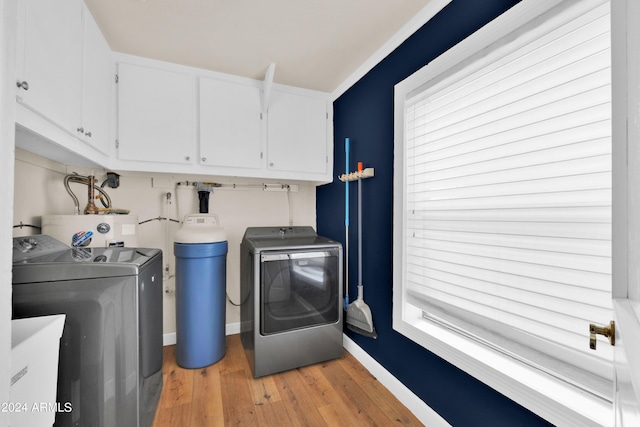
[[398, 0, 612, 401]]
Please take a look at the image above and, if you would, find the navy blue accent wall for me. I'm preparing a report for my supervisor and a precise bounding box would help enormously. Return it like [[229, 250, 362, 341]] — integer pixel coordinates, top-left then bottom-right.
[[317, 1, 554, 426]]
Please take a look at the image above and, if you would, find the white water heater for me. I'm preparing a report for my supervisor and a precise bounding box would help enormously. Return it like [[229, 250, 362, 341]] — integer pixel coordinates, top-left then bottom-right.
[[42, 214, 139, 247]]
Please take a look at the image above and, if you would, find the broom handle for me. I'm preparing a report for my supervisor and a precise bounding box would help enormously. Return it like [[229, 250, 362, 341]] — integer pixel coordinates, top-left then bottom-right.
[[345, 138, 349, 228], [345, 138, 350, 303]]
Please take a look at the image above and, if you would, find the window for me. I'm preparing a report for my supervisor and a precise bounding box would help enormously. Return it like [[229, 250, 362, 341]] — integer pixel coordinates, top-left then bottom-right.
[[393, 0, 613, 425]]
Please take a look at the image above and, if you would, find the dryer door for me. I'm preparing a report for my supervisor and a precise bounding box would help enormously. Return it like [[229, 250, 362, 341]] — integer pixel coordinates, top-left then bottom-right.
[[260, 248, 340, 335]]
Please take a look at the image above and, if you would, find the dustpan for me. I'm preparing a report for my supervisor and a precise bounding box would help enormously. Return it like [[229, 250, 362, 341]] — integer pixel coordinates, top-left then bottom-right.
[[345, 162, 377, 339]]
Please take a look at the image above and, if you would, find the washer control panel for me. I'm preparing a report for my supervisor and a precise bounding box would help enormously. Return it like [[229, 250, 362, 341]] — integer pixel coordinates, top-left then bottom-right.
[[12, 234, 70, 262]]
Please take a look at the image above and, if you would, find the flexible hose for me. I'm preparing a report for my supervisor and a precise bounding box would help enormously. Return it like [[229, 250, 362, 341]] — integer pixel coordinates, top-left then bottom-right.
[[64, 173, 112, 213], [287, 185, 293, 226], [63, 175, 80, 213], [164, 192, 172, 281]]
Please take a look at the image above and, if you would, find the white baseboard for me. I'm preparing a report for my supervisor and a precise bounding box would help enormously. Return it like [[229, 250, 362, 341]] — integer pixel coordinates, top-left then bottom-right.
[[342, 335, 452, 427], [226, 321, 241, 335], [163, 322, 241, 346], [163, 332, 176, 346]]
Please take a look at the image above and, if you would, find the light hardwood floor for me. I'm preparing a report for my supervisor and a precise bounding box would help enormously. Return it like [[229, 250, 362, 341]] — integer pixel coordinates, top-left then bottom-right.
[[152, 334, 424, 426]]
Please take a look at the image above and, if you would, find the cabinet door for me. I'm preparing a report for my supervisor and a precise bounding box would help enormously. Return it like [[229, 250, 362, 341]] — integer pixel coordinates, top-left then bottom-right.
[[117, 63, 195, 164], [16, 0, 81, 134], [80, 4, 112, 155], [267, 91, 328, 174], [199, 77, 262, 169]]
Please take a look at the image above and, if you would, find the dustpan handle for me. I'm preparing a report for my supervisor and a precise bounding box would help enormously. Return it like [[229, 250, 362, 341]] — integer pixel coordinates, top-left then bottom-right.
[[358, 163, 362, 288]]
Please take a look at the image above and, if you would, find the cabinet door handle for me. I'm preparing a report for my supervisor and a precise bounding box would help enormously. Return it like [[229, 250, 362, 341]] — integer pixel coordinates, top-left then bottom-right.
[[85, 131, 92, 137], [202, 157, 207, 163], [16, 81, 29, 90], [77, 127, 84, 133], [185, 156, 191, 161]]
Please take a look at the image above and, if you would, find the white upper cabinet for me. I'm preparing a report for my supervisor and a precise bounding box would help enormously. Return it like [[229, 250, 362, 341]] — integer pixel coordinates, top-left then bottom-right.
[[15, 0, 81, 134], [267, 90, 328, 175], [117, 62, 196, 164], [114, 56, 333, 182], [13, 0, 333, 183], [199, 77, 262, 169], [78, 4, 112, 155], [14, 0, 113, 164]]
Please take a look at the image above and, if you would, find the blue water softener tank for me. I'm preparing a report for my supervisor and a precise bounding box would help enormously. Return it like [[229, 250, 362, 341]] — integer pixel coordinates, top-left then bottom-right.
[[174, 214, 227, 368]]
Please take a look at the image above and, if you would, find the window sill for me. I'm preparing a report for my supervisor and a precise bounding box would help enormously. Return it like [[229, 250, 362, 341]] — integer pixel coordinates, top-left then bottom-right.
[[393, 316, 612, 427]]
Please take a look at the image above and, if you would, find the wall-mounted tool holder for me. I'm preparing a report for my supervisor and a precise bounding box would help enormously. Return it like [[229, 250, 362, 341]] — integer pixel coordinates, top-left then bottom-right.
[[339, 167, 374, 182]]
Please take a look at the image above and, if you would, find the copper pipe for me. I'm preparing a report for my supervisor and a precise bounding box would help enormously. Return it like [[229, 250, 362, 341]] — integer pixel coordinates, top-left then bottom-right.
[[83, 175, 100, 214]]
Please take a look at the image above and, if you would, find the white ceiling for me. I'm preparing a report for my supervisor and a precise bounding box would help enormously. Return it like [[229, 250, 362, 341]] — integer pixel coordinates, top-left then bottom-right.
[[84, 0, 433, 93]]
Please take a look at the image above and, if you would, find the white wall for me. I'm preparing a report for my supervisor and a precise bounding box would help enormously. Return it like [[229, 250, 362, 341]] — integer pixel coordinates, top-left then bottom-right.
[[1, 0, 17, 424], [13, 149, 317, 334]]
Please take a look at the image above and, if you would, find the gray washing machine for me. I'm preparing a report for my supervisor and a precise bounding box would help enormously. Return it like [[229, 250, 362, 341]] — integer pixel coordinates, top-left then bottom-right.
[[12, 235, 163, 427], [240, 226, 343, 377]]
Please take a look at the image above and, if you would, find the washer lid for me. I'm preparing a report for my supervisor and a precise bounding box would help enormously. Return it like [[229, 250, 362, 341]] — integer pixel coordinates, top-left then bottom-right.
[[12, 247, 161, 283], [174, 214, 226, 244]]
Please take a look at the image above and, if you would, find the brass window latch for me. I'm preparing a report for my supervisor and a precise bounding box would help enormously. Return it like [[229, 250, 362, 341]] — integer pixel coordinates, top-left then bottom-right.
[[589, 320, 615, 350]]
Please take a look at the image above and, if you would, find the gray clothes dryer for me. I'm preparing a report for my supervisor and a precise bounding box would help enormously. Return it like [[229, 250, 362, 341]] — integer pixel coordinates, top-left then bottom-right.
[[240, 226, 343, 378], [12, 235, 163, 427]]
